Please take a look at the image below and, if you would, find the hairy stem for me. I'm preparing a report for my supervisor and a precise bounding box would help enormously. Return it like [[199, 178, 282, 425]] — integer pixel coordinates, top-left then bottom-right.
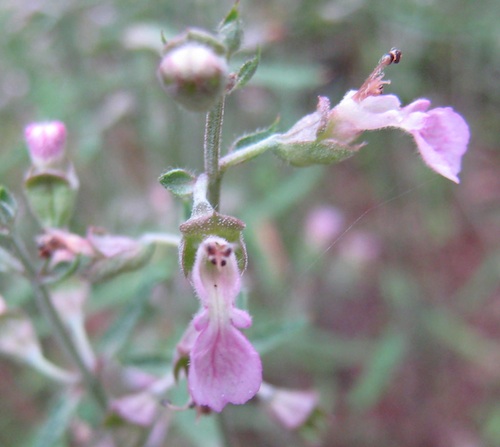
[[204, 98, 225, 209], [10, 233, 108, 410], [219, 134, 279, 173]]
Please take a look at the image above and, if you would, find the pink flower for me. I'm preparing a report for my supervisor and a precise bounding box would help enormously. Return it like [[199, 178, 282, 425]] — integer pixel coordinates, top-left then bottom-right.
[[110, 392, 158, 427], [303, 206, 344, 250], [24, 121, 67, 168], [188, 236, 262, 412], [258, 383, 319, 430], [274, 49, 470, 183], [331, 91, 470, 183]]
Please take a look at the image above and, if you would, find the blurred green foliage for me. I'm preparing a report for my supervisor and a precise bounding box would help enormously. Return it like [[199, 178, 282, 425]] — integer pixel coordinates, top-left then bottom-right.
[[1, 0, 499, 446]]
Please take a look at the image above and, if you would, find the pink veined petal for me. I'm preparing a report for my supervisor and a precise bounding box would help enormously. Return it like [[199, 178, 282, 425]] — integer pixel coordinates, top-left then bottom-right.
[[410, 107, 470, 183], [188, 320, 262, 412]]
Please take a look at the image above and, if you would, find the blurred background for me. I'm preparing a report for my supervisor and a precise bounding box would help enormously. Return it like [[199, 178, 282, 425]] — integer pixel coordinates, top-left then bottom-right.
[[1, 0, 499, 446]]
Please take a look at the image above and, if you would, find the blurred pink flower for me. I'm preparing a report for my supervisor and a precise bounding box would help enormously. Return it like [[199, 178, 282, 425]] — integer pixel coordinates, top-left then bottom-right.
[[24, 121, 67, 168], [110, 392, 158, 427], [304, 206, 344, 250], [188, 236, 262, 412], [37, 228, 94, 265], [259, 383, 319, 430]]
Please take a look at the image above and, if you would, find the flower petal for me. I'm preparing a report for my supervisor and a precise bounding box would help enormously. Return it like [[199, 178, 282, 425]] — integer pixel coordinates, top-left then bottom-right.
[[409, 107, 470, 183], [230, 308, 252, 329], [330, 92, 404, 140], [188, 319, 262, 412]]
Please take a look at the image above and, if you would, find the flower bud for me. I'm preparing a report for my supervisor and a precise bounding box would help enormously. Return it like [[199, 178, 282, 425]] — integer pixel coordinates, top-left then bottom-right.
[[23, 121, 79, 228], [157, 41, 229, 112], [24, 121, 67, 169]]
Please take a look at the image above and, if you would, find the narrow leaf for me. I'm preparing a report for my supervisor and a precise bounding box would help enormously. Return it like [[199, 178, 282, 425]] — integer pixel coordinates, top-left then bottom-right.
[[251, 317, 308, 354], [230, 49, 261, 92], [348, 328, 407, 411], [0, 245, 23, 273], [232, 115, 280, 151], [0, 185, 17, 226], [218, 1, 242, 56], [31, 392, 80, 447], [98, 276, 162, 356]]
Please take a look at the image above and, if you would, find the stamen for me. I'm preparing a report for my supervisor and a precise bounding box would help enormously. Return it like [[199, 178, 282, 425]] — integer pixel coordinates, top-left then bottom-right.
[[352, 48, 402, 102]]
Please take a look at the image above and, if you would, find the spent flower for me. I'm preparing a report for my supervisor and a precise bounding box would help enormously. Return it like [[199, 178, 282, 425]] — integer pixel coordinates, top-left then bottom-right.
[[36, 227, 154, 282], [187, 236, 262, 412]]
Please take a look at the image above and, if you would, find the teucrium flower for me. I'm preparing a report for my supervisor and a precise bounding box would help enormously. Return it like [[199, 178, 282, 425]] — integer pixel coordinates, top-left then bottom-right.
[[188, 236, 262, 412], [273, 49, 470, 183]]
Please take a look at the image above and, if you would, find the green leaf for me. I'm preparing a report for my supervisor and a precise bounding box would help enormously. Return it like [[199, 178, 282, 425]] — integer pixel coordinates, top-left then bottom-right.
[[173, 403, 223, 447], [252, 62, 324, 90], [230, 49, 260, 92], [251, 317, 308, 355], [0, 185, 17, 226], [98, 277, 162, 356], [232, 115, 280, 151], [482, 404, 500, 445], [158, 168, 196, 198], [0, 245, 23, 274], [218, 1, 243, 56], [173, 355, 189, 381], [347, 328, 407, 411], [31, 392, 81, 447]]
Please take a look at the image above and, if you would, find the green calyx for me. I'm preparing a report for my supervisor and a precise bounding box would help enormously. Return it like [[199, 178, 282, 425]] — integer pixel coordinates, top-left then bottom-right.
[[179, 211, 247, 276], [24, 171, 78, 229]]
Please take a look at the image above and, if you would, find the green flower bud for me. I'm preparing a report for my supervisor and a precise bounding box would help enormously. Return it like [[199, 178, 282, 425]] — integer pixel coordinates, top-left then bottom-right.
[[23, 121, 79, 229], [157, 35, 229, 112]]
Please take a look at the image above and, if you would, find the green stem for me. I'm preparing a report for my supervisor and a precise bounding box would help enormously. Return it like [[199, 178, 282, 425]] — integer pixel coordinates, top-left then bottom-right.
[[9, 233, 108, 410], [139, 232, 181, 247], [28, 352, 79, 384], [219, 134, 279, 173], [204, 98, 225, 209]]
